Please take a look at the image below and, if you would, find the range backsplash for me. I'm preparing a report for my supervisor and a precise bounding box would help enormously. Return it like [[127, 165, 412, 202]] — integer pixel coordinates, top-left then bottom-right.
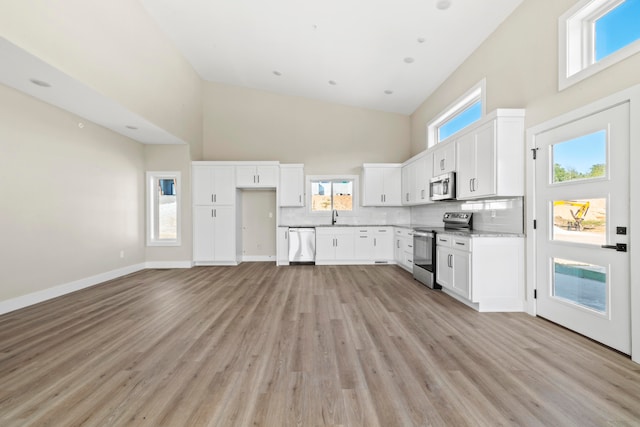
[[411, 197, 524, 234]]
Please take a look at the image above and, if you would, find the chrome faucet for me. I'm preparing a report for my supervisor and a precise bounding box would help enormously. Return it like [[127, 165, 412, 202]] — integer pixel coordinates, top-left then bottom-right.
[[331, 209, 338, 225]]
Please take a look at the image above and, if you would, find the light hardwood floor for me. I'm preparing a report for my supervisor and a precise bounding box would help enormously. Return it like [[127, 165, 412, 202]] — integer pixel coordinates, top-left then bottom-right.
[[1, 263, 639, 426]]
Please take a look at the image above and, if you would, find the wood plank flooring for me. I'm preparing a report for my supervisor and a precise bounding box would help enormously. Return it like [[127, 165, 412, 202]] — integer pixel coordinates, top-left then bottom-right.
[[1, 263, 639, 426]]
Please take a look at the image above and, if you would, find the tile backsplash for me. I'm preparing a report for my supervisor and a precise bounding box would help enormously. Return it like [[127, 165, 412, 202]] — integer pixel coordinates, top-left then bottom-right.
[[279, 197, 523, 233], [411, 197, 524, 233]]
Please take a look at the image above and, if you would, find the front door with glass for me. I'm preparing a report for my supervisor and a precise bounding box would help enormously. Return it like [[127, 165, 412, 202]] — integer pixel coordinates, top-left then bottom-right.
[[534, 102, 630, 354]]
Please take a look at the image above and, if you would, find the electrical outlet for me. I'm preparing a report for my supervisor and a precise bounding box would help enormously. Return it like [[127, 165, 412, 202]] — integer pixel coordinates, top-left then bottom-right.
[[268, 212, 273, 218], [491, 210, 497, 218]]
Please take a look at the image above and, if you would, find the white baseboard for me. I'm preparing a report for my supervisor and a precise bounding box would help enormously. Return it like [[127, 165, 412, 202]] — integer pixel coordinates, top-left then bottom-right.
[[241, 255, 276, 262], [0, 263, 147, 316], [145, 261, 193, 269]]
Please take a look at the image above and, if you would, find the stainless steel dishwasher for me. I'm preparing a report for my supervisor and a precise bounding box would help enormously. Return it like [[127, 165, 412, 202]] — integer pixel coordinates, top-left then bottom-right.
[[288, 228, 316, 264]]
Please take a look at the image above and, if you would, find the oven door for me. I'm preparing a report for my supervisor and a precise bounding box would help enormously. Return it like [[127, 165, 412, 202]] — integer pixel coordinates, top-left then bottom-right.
[[412, 231, 440, 289]]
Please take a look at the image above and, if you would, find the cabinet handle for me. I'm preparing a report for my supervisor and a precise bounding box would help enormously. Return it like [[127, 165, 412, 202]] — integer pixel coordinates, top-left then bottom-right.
[[421, 189, 425, 199], [257, 175, 260, 183], [406, 193, 409, 202], [360, 236, 368, 238], [381, 194, 384, 203], [211, 209, 214, 218], [299, 195, 302, 203], [214, 194, 217, 203], [285, 231, 288, 239], [455, 242, 465, 246], [211, 194, 214, 203], [374, 238, 377, 246], [214, 209, 217, 218], [440, 159, 445, 170], [473, 178, 477, 192], [470, 179, 473, 193], [397, 240, 400, 248]]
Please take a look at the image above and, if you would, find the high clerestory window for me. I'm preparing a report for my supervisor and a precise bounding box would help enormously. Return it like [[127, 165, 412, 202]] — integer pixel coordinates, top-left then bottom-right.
[[559, 0, 640, 90], [427, 79, 486, 148]]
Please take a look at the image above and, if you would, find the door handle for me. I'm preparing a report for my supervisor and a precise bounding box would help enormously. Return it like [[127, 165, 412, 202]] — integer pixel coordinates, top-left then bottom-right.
[[601, 243, 627, 252], [470, 179, 473, 192]]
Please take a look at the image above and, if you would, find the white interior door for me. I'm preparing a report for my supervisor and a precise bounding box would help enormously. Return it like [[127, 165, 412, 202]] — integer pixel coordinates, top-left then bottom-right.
[[534, 102, 630, 354]]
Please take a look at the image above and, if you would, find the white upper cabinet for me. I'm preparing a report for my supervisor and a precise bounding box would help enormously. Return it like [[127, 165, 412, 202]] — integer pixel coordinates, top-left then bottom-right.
[[236, 163, 279, 188], [401, 152, 432, 205], [279, 164, 304, 207], [455, 109, 525, 200], [432, 140, 456, 176], [361, 164, 402, 206], [192, 165, 235, 205]]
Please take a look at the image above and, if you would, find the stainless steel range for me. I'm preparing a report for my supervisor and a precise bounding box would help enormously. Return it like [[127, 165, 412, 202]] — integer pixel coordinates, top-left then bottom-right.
[[412, 212, 473, 289], [412, 228, 439, 289]]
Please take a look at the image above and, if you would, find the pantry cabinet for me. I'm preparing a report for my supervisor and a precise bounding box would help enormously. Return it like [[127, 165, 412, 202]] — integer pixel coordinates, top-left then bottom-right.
[[361, 164, 402, 206], [193, 205, 236, 264], [192, 163, 237, 265]]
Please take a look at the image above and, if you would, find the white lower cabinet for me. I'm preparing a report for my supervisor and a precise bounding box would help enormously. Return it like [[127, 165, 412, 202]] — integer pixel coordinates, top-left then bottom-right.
[[436, 235, 471, 299], [316, 227, 355, 263], [193, 205, 237, 264], [394, 228, 414, 272], [277, 227, 289, 266], [436, 233, 524, 312], [354, 227, 394, 262]]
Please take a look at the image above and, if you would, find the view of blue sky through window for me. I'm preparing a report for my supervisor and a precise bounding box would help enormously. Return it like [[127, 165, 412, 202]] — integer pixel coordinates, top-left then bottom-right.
[[553, 130, 606, 182], [438, 100, 482, 142], [595, 0, 640, 61]]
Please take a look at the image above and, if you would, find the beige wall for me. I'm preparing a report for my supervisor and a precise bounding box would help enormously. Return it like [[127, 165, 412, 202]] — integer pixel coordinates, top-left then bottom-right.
[[144, 144, 193, 263], [0, 84, 145, 301], [240, 191, 277, 258], [203, 82, 411, 175], [410, 0, 640, 155], [0, 0, 204, 159]]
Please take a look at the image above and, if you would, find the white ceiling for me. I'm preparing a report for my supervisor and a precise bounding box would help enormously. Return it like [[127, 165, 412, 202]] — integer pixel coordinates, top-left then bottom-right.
[[141, 0, 524, 115]]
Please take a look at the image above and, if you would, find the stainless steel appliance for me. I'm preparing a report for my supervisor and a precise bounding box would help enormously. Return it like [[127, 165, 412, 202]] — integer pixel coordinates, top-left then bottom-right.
[[430, 172, 456, 201], [413, 229, 440, 289], [288, 228, 316, 263], [443, 211, 473, 229]]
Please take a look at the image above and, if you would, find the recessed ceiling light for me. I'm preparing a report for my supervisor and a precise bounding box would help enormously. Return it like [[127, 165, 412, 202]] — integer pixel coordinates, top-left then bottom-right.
[[404, 57, 415, 64], [78, 122, 85, 129], [436, 0, 452, 10], [417, 37, 426, 44], [384, 90, 394, 95], [272, 70, 282, 76], [328, 80, 337, 86], [126, 125, 138, 130], [29, 78, 51, 88]]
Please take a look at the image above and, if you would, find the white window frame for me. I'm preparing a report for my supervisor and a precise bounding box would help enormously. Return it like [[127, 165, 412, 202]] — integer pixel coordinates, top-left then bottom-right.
[[146, 171, 181, 246], [306, 175, 359, 217], [559, 0, 640, 91], [426, 79, 486, 148]]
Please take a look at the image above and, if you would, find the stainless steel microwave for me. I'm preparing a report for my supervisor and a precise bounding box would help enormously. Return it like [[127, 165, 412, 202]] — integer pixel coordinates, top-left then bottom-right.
[[430, 172, 456, 201]]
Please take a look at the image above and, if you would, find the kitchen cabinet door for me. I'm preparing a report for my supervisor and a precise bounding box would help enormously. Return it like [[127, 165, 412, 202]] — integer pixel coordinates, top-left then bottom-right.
[[193, 166, 235, 205], [277, 227, 290, 265], [193, 205, 236, 263], [212, 206, 236, 262], [193, 206, 216, 261], [451, 249, 471, 299], [456, 132, 476, 199], [473, 121, 497, 197], [362, 165, 401, 206], [315, 231, 336, 262], [432, 140, 456, 176], [373, 228, 394, 261], [436, 247, 453, 289], [334, 229, 355, 260], [236, 165, 279, 188], [279, 165, 304, 206], [354, 230, 374, 260]]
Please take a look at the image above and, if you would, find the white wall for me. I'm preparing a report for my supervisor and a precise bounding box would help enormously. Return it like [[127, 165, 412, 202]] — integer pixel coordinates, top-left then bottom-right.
[[0, 84, 145, 303], [203, 82, 411, 175], [410, 0, 640, 154], [0, 0, 203, 158]]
